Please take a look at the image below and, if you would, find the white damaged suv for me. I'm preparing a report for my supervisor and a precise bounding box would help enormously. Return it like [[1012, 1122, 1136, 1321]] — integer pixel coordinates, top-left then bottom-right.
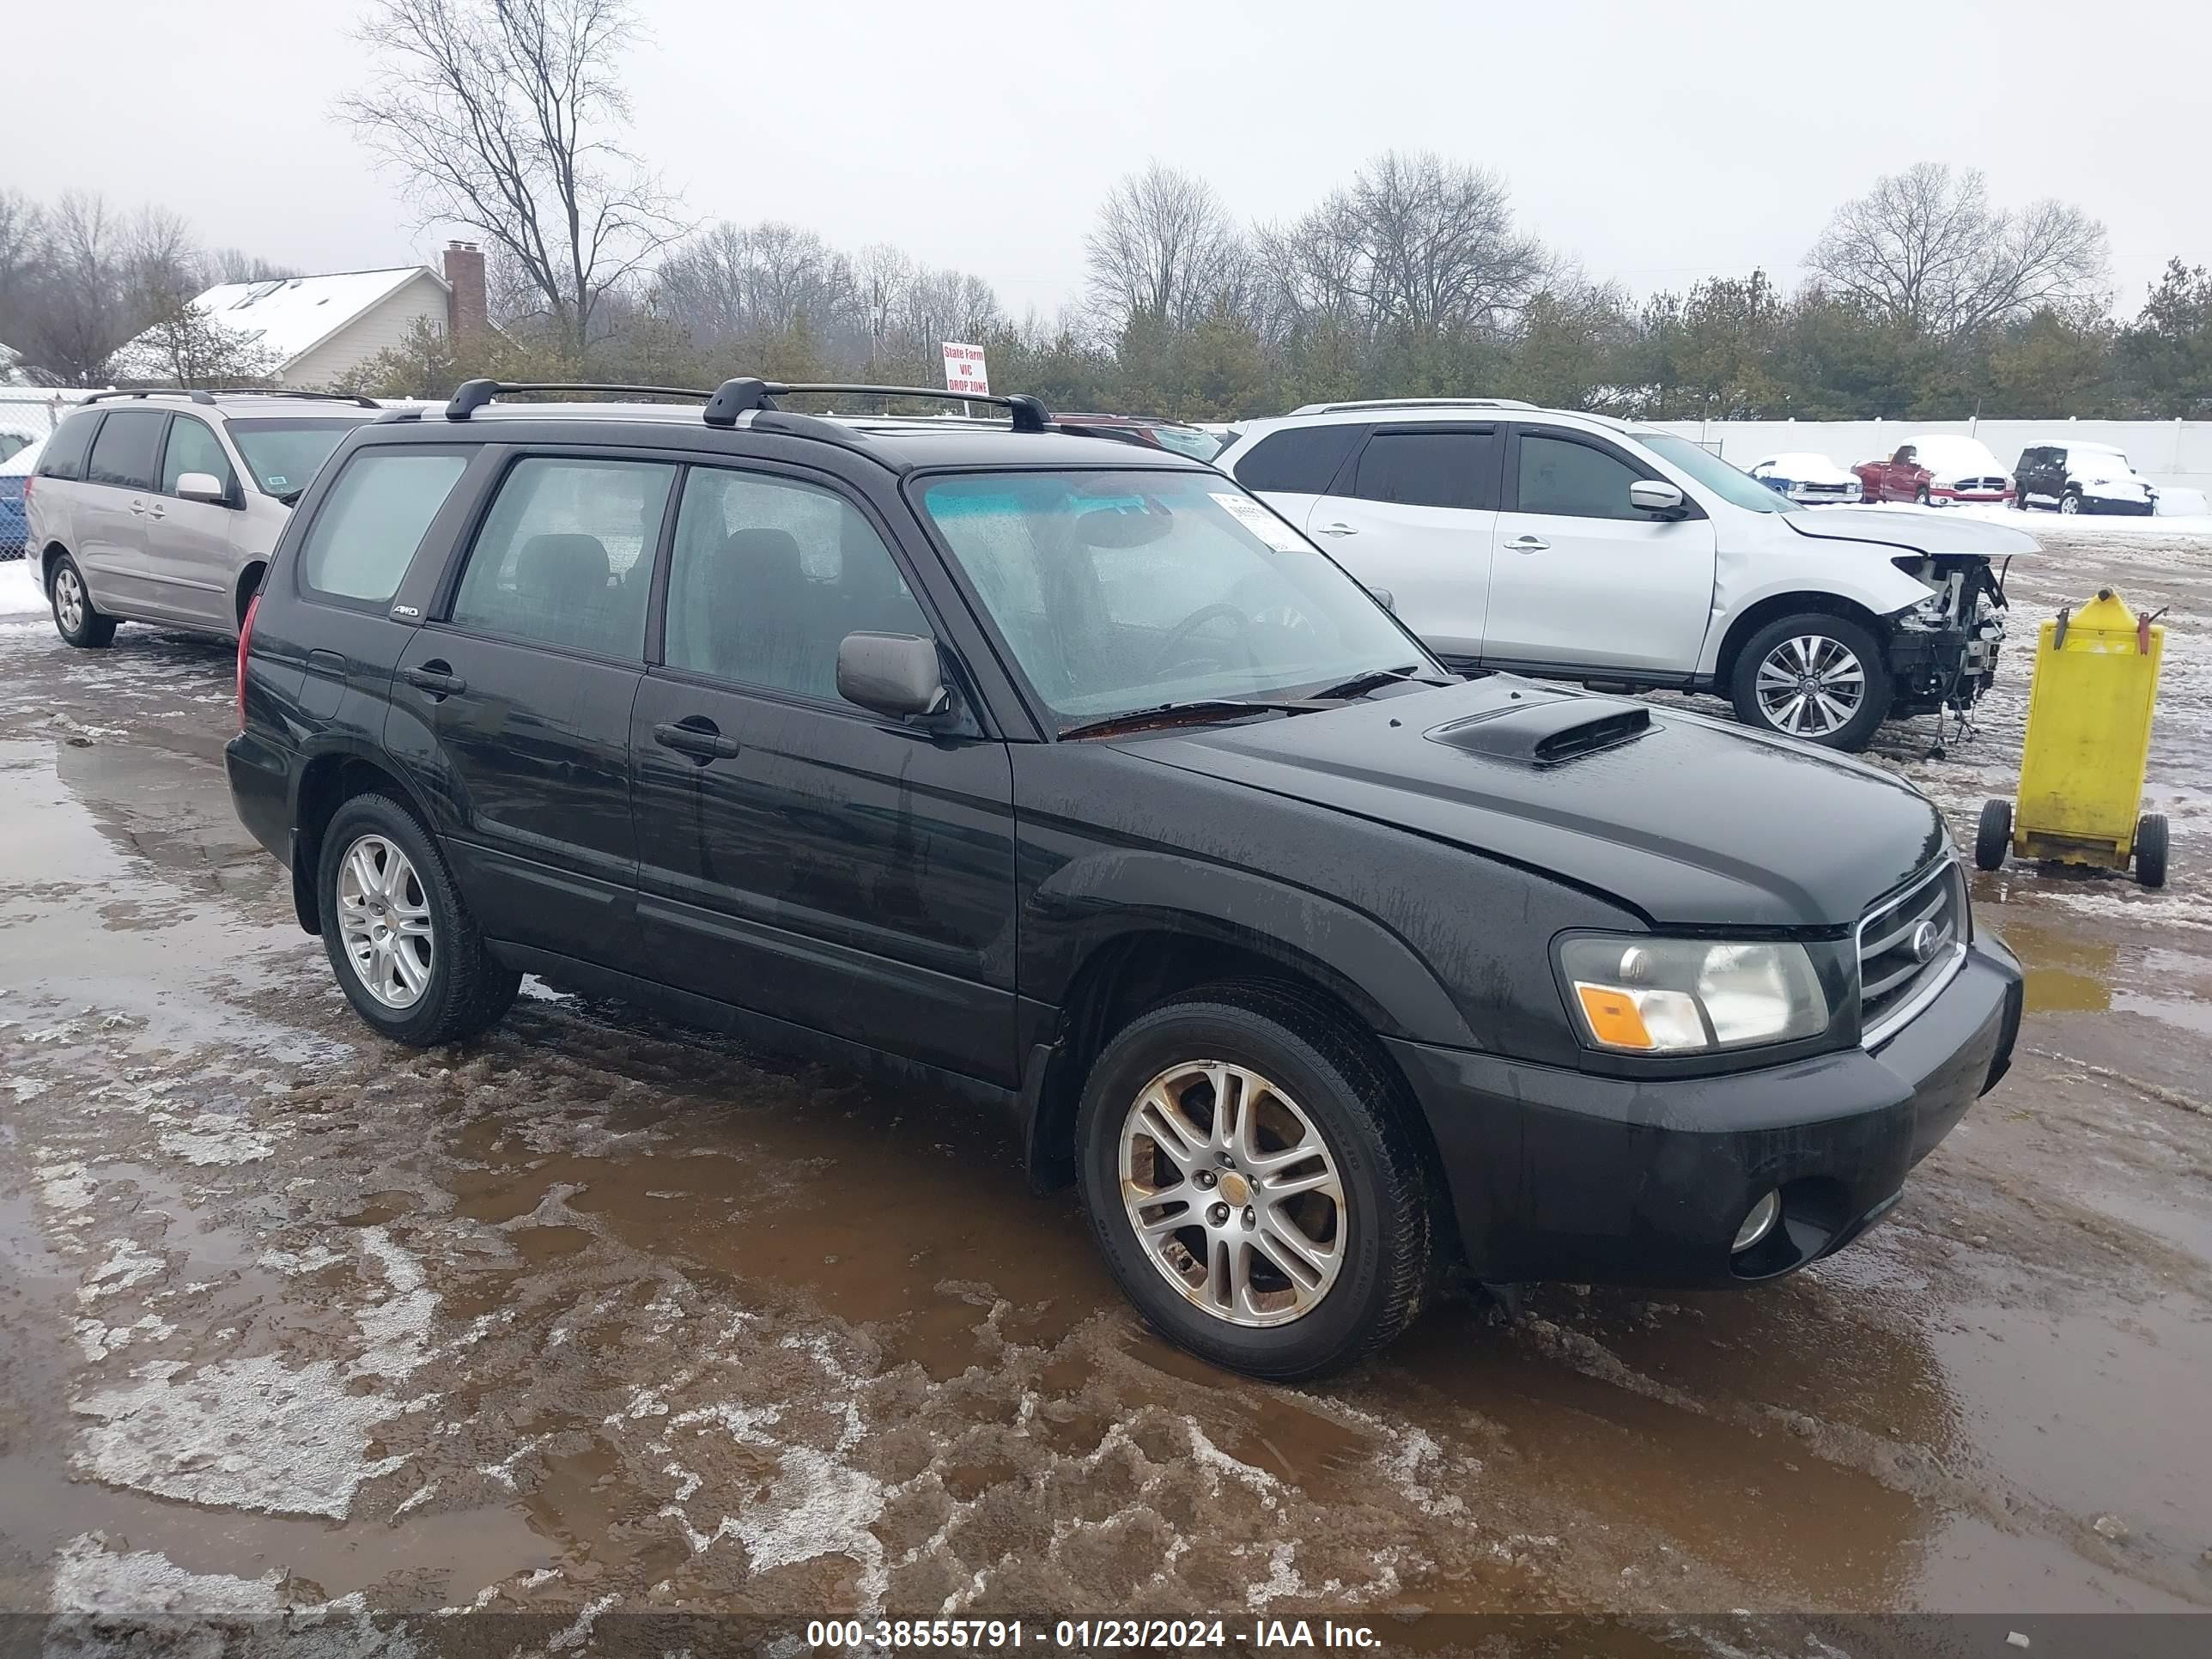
[[1218, 399, 2036, 750]]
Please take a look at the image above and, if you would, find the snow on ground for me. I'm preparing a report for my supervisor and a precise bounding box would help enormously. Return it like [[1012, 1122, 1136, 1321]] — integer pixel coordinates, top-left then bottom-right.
[[3, 551, 42, 615]]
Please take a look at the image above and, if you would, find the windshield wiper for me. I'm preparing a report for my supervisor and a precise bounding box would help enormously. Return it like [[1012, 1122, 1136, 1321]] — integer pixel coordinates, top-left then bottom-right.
[[1307, 665, 1441, 700], [1057, 698, 1334, 742], [274, 486, 305, 507]]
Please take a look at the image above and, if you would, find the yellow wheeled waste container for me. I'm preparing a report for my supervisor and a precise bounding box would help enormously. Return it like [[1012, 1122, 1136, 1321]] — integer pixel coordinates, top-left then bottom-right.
[[1976, 587, 2167, 887]]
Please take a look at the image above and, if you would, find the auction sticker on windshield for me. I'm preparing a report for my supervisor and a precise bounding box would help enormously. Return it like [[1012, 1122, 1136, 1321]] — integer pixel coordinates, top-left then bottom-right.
[[1211, 491, 1308, 552]]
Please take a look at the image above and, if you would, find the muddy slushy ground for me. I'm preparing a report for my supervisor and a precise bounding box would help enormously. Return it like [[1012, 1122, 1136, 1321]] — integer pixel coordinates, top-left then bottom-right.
[[0, 526, 2208, 1647]]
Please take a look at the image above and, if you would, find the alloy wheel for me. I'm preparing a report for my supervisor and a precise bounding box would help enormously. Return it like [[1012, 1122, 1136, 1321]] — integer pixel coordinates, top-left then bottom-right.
[[1753, 634, 1867, 738], [1118, 1060, 1346, 1327], [55, 566, 85, 634], [336, 833, 435, 1009]]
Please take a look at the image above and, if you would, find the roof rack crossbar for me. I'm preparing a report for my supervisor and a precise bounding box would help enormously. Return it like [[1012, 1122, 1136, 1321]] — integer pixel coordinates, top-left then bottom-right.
[[703, 380, 1052, 433], [443, 380, 715, 420]]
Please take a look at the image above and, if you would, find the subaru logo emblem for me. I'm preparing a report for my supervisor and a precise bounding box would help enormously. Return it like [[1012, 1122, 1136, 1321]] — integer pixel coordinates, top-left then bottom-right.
[[1908, 920, 1942, 963]]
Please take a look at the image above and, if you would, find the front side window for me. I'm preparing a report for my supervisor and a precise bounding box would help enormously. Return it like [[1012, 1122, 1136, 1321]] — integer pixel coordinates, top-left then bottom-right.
[[86, 410, 167, 490], [918, 469, 1427, 725], [161, 416, 237, 498], [296, 448, 471, 605], [228, 419, 363, 503], [664, 467, 929, 702], [35, 410, 101, 482], [450, 456, 674, 660], [1348, 428, 1496, 512], [1234, 425, 1364, 495]]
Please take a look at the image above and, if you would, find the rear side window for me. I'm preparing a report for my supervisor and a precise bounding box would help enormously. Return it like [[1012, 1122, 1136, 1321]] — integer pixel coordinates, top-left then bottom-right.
[[1516, 432, 1645, 521], [450, 456, 676, 661], [297, 449, 471, 605], [86, 410, 167, 490], [1347, 428, 1497, 512], [36, 410, 102, 482], [161, 416, 237, 497], [1234, 425, 1364, 494]]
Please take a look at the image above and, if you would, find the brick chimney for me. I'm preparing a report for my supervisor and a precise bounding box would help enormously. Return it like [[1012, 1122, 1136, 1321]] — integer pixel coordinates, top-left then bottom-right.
[[442, 240, 487, 341]]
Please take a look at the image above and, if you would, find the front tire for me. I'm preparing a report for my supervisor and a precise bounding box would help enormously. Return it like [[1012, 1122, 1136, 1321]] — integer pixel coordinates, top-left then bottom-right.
[[49, 553, 117, 648], [1729, 611, 1893, 750], [1075, 986, 1433, 1379], [2059, 491, 2082, 515], [318, 793, 520, 1046]]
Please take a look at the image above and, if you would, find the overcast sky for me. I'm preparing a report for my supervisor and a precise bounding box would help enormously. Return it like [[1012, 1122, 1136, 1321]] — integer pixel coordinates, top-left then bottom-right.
[[14, 0, 2205, 317]]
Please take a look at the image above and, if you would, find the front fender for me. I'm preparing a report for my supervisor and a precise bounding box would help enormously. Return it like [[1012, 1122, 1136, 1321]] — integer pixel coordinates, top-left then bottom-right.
[[1024, 849, 1483, 1049], [1699, 547, 1934, 678]]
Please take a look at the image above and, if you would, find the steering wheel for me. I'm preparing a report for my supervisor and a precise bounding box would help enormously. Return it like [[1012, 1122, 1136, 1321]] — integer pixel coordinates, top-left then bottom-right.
[[1146, 603, 1255, 678]]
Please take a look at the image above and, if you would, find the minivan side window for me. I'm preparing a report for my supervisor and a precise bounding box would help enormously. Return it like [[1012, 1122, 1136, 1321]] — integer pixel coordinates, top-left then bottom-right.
[[663, 466, 930, 703], [1516, 432, 1646, 521], [450, 456, 676, 660], [161, 416, 237, 498], [86, 410, 167, 490], [1347, 428, 1497, 512], [35, 410, 101, 482], [1235, 425, 1365, 495], [296, 449, 471, 605]]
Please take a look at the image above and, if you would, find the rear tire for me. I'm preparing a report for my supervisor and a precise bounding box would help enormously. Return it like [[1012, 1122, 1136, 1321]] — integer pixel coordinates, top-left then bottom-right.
[[318, 793, 520, 1046], [1729, 611, 1893, 750], [1975, 799, 2012, 872], [1075, 984, 1433, 1379], [2135, 813, 2168, 890], [49, 553, 117, 648]]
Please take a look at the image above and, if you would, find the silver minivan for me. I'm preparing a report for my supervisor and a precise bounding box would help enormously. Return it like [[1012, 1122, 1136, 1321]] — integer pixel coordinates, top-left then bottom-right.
[[24, 389, 384, 646]]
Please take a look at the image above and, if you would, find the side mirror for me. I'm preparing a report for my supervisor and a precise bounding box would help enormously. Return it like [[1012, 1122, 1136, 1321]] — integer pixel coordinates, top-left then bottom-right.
[[1628, 480, 1686, 516], [837, 631, 949, 720], [1366, 585, 1395, 613], [175, 471, 232, 506]]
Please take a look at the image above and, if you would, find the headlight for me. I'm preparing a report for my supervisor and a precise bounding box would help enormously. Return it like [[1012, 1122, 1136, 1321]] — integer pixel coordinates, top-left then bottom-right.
[[1559, 936, 1832, 1054]]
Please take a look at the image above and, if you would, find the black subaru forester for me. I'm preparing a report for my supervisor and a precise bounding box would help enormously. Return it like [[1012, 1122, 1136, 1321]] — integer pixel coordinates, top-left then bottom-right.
[[227, 377, 2022, 1379]]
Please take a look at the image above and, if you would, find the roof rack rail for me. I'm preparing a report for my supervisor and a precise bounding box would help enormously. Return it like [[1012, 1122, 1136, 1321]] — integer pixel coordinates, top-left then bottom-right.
[[703, 380, 1052, 433], [1288, 397, 1537, 416], [83, 386, 383, 409], [85, 387, 218, 405], [444, 380, 716, 420]]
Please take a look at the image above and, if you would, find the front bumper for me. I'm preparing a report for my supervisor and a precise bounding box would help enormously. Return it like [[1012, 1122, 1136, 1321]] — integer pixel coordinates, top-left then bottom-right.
[[1929, 486, 2013, 504], [1388, 933, 2022, 1286]]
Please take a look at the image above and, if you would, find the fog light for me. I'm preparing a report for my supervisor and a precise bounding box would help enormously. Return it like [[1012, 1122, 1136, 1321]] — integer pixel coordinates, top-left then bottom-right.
[[1733, 1189, 1782, 1254]]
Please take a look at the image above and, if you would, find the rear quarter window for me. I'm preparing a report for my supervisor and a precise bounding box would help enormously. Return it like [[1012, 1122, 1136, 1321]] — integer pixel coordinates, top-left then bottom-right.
[[1232, 425, 1365, 494], [295, 448, 472, 605], [35, 410, 101, 482]]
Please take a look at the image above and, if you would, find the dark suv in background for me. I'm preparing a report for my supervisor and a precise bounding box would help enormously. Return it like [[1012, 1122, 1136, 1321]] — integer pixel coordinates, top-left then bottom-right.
[[227, 377, 2021, 1378]]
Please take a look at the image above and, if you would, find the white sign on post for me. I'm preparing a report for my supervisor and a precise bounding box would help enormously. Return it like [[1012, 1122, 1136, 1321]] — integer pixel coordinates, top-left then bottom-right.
[[941, 341, 990, 398]]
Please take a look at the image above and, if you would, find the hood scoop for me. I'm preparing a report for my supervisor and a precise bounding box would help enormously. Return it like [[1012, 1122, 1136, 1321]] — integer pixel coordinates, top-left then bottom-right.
[[1425, 693, 1652, 765]]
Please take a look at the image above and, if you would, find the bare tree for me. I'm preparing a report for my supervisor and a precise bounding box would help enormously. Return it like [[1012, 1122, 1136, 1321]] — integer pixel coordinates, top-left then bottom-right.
[[340, 0, 688, 355], [1807, 162, 2107, 340], [1085, 162, 1247, 334], [123, 301, 283, 389], [1262, 151, 1547, 337], [853, 242, 915, 368]]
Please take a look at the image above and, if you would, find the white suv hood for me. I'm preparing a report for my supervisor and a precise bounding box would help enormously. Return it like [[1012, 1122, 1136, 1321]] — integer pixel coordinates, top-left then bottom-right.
[[1778, 507, 2039, 558]]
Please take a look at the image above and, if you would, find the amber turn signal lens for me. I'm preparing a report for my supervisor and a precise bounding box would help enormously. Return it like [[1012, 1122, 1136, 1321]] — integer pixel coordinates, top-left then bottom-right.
[[1576, 984, 1655, 1050]]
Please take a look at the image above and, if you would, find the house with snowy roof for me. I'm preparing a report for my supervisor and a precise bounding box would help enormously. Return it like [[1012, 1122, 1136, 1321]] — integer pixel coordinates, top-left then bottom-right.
[[112, 242, 488, 387]]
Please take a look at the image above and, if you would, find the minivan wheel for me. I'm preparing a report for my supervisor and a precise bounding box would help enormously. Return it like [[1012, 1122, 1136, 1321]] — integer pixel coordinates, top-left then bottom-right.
[[318, 793, 520, 1046], [1730, 611, 1893, 750], [1075, 986, 1431, 1379], [50, 554, 117, 648]]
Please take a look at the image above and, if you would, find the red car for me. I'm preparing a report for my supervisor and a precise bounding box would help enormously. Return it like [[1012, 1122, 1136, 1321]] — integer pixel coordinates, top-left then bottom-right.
[[1851, 437, 2014, 507]]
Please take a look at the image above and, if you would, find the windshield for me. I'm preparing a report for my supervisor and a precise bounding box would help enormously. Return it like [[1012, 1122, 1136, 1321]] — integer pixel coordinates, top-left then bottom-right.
[[228, 419, 362, 501], [917, 469, 1433, 726], [1639, 434, 1796, 514]]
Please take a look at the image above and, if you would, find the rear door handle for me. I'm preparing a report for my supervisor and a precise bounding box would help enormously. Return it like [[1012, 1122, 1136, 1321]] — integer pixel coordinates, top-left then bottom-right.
[[403, 662, 466, 698], [128, 499, 148, 516], [653, 717, 741, 763], [1316, 522, 1358, 537], [1505, 535, 1549, 552]]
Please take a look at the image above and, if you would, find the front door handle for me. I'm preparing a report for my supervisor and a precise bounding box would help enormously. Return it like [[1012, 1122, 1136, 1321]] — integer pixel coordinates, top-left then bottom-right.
[[146, 502, 167, 520], [1316, 521, 1358, 537], [403, 661, 466, 698], [653, 717, 741, 763], [1504, 535, 1549, 552]]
